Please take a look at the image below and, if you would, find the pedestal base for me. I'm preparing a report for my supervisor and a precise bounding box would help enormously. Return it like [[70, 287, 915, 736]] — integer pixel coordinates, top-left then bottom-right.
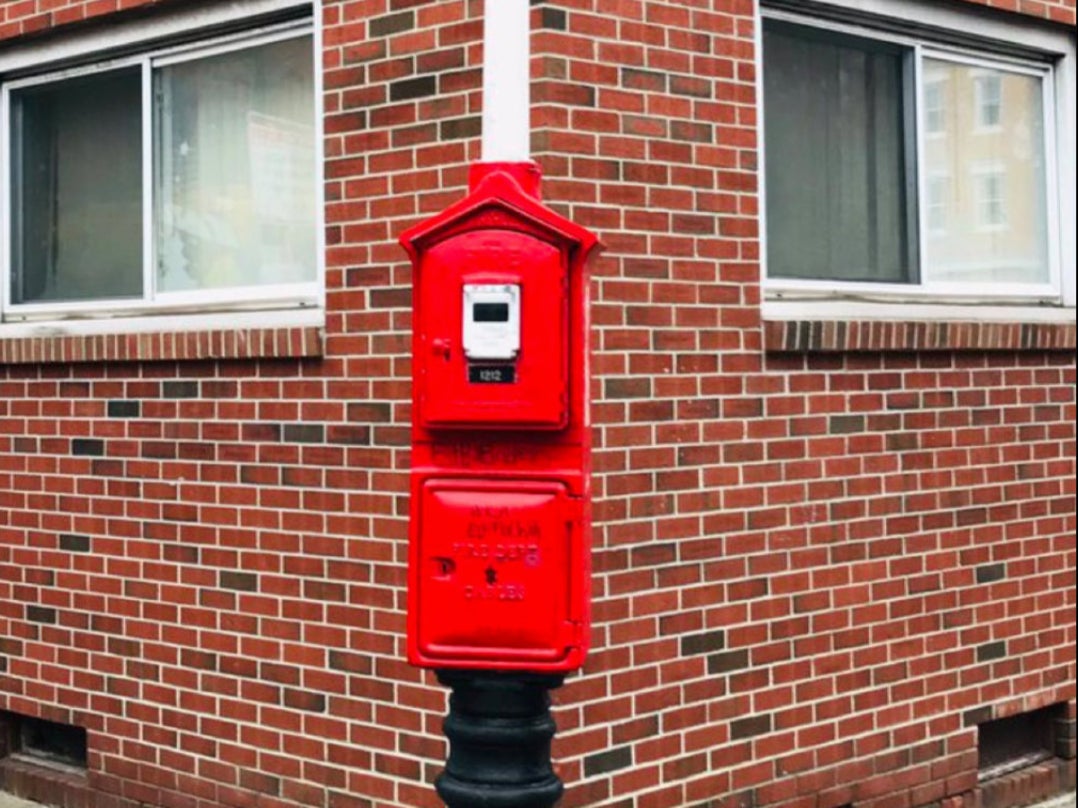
[[435, 670, 565, 808]]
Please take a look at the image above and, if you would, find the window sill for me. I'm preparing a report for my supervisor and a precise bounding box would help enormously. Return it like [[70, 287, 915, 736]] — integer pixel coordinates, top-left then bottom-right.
[[0, 308, 324, 364], [763, 300, 1076, 353]]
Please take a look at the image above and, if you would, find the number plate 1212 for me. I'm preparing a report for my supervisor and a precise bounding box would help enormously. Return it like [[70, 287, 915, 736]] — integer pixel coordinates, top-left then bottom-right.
[[468, 365, 516, 384]]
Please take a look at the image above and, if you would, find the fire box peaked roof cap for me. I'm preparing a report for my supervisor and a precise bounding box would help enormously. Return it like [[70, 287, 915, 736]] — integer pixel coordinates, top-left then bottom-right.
[[399, 167, 601, 262]]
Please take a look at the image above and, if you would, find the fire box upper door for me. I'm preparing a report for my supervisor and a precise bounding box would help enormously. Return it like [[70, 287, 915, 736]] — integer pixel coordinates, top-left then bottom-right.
[[417, 229, 568, 430]]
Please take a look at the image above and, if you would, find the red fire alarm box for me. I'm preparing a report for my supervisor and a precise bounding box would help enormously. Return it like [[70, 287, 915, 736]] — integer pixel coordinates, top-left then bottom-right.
[[401, 163, 599, 672]]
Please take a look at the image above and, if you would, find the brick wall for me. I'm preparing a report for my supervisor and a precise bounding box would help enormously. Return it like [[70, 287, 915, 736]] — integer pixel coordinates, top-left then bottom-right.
[[1, 2, 1076, 808], [1, 0, 169, 38]]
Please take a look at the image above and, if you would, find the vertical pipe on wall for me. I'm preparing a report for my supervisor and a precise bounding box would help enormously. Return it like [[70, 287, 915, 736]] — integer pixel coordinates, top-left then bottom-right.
[[481, 0, 531, 162]]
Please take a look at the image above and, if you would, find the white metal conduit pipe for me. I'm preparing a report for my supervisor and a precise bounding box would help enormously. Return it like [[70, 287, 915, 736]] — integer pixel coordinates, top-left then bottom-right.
[[481, 0, 532, 163]]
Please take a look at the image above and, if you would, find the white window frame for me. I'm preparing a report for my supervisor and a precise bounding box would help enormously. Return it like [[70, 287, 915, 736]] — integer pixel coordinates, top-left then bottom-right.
[[0, 0, 324, 336], [759, 0, 1077, 321]]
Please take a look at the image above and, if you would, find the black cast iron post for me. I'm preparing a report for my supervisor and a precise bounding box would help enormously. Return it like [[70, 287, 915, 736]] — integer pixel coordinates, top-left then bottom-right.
[[435, 670, 565, 808]]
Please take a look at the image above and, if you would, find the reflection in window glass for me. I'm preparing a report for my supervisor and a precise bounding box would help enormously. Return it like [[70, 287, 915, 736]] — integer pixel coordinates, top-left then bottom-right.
[[927, 175, 950, 234], [922, 59, 1047, 285], [10, 68, 144, 304], [155, 35, 316, 294], [975, 73, 1002, 128], [924, 80, 946, 134], [976, 172, 1007, 228]]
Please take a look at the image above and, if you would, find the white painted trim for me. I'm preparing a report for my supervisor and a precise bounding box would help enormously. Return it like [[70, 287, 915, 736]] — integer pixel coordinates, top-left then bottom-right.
[[1057, 30, 1077, 307], [754, 1, 768, 295], [313, 0, 327, 314], [768, 0, 1075, 58], [0, 306, 324, 339], [915, 42, 928, 283], [4, 285, 321, 320], [481, 0, 531, 162], [141, 58, 155, 304], [0, 0, 309, 74], [152, 22, 312, 67], [763, 299, 1076, 324], [1, 82, 10, 316], [3, 52, 146, 91], [768, 276, 1059, 303]]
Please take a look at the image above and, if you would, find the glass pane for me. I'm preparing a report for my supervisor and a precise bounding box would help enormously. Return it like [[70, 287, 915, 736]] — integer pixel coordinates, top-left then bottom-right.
[[10, 68, 143, 305], [764, 22, 913, 283], [922, 60, 1048, 285], [155, 35, 316, 294]]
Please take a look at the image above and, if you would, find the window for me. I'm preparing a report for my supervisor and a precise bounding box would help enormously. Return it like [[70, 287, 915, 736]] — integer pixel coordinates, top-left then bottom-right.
[[974, 169, 1007, 229], [2, 19, 317, 322], [924, 77, 946, 135], [926, 174, 950, 234], [978, 703, 1066, 782], [762, 1, 1071, 304], [974, 72, 1003, 129], [1, 711, 88, 769]]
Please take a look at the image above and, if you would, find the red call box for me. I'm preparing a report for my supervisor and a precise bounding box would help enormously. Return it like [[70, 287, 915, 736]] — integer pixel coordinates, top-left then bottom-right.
[[400, 163, 599, 672]]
